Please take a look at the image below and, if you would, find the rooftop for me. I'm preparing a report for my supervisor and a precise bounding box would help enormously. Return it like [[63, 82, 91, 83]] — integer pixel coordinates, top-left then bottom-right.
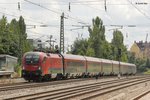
[[134, 41, 150, 51]]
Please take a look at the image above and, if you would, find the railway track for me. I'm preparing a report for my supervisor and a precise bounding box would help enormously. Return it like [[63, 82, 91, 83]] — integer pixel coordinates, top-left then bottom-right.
[[0, 77, 104, 91], [0, 76, 131, 91], [0, 75, 143, 88], [4, 76, 150, 100], [0, 76, 113, 87], [0, 78, 27, 86], [0, 76, 145, 91], [132, 89, 150, 100]]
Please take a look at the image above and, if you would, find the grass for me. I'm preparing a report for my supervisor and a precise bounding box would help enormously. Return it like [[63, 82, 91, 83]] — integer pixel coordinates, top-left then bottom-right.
[[144, 68, 150, 74]]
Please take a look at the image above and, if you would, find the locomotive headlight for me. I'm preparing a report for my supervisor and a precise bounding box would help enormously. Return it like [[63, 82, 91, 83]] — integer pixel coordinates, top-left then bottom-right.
[[38, 66, 41, 70], [22, 66, 25, 70]]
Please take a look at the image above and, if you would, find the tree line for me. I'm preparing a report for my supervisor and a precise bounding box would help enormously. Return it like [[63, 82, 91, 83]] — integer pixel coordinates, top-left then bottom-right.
[[70, 17, 127, 62], [0, 16, 32, 62], [69, 17, 150, 73]]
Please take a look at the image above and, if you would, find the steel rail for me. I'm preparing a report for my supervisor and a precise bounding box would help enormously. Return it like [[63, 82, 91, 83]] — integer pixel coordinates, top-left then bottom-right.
[[5, 76, 150, 100], [132, 90, 150, 100], [0, 78, 96, 91]]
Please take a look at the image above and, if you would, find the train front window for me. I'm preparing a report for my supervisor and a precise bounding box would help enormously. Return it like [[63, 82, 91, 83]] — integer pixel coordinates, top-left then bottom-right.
[[32, 55, 39, 64], [25, 54, 39, 65]]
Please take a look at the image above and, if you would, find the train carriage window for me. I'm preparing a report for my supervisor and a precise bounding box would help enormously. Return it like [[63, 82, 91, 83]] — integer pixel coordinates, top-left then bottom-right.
[[66, 61, 85, 73]]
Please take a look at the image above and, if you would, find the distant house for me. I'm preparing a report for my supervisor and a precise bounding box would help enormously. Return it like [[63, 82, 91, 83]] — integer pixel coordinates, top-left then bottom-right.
[[130, 41, 150, 59], [28, 39, 45, 49]]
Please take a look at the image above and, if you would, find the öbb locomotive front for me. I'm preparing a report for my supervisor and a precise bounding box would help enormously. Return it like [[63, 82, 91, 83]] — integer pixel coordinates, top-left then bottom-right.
[[22, 51, 136, 81]]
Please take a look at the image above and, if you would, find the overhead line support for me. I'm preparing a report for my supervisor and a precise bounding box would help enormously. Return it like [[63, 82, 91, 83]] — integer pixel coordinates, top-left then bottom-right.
[[60, 12, 65, 53]]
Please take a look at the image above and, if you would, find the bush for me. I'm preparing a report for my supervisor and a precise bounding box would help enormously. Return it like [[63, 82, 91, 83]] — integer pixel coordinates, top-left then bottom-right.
[[14, 64, 22, 77], [144, 69, 150, 74]]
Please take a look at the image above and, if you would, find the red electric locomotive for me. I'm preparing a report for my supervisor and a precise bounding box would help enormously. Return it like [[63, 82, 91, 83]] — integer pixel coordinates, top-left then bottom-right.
[[22, 52, 63, 81], [22, 51, 136, 82]]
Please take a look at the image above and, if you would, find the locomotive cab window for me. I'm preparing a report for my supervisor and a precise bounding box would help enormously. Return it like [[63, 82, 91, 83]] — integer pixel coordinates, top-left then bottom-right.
[[25, 54, 39, 65]]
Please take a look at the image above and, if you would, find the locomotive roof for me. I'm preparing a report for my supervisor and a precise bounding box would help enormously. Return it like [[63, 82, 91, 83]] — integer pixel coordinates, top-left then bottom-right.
[[24, 51, 44, 55], [48, 53, 62, 58], [63, 54, 86, 61], [24, 52, 62, 58]]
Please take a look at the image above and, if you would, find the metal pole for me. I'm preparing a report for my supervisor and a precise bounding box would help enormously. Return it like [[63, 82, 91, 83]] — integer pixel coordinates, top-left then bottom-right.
[[119, 56, 121, 74], [49, 35, 52, 50], [60, 12, 64, 53]]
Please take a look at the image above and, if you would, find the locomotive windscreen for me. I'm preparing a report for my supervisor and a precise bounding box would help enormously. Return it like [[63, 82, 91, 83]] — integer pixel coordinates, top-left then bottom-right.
[[25, 54, 39, 65]]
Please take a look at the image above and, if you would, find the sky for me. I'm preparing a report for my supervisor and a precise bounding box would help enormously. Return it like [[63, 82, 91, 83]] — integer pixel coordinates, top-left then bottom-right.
[[0, 0, 150, 52]]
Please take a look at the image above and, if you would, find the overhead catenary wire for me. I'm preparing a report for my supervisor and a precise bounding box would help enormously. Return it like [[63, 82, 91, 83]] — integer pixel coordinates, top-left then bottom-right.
[[0, 7, 45, 24], [1, 7, 149, 29], [1, 1, 149, 5], [75, 0, 104, 12], [24, 0, 89, 25], [0, 0, 104, 5], [24, 0, 61, 15], [126, 0, 150, 20], [0, 5, 68, 27], [1, 0, 149, 7], [1, 1, 150, 35]]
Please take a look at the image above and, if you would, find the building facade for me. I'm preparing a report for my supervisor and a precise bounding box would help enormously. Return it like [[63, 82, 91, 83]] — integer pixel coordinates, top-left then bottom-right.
[[28, 39, 46, 49], [130, 41, 150, 59]]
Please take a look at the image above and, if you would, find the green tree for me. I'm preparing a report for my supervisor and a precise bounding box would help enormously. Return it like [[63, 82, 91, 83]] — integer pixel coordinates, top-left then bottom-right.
[[111, 30, 128, 62], [0, 16, 8, 53], [71, 39, 89, 55], [127, 52, 136, 63], [0, 15, 32, 75], [102, 41, 112, 59], [8, 19, 20, 56], [146, 58, 150, 68], [88, 16, 106, 58], [18, 16, 26, 62], [86, 47, 95, 57], [0, 16, 32, 63], [135, 58, 147, 72], [18, 16, 31, 63]]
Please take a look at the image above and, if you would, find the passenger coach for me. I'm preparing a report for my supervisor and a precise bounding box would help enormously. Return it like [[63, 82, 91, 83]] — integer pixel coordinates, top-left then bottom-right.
[[22, 51, 136, 81]]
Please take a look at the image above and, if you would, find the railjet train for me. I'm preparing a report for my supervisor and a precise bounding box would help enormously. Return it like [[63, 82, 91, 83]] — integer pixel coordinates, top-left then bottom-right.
[[22, 51, 136, 81]]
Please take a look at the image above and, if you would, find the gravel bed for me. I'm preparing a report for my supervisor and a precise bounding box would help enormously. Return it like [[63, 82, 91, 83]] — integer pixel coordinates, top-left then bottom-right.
[[0, 78, 26, 85], [1, 76, 147, 100], [139, 92, 150, 100], [92, 80, 150, 100], [0, 77, 118, 99]]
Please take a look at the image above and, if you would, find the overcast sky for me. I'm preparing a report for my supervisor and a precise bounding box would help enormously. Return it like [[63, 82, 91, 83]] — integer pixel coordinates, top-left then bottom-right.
[[0, 0, 150, 51]]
